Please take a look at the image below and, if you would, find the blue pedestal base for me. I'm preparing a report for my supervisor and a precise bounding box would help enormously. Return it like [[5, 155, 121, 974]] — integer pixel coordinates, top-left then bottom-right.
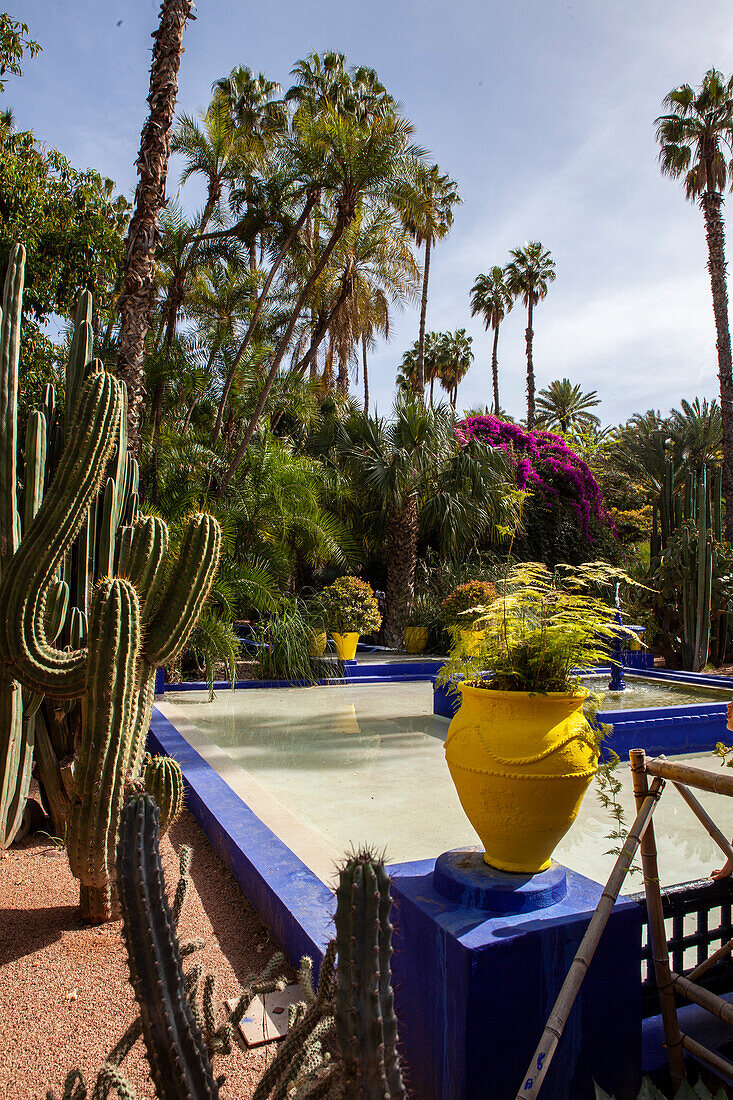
[[389, 857, 642, 1099], [433, 848, 568, 913]]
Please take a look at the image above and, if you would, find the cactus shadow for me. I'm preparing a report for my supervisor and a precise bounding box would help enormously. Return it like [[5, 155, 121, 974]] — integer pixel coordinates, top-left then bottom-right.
[[165, 814, 287, 985], [0, 903, 78, 965]]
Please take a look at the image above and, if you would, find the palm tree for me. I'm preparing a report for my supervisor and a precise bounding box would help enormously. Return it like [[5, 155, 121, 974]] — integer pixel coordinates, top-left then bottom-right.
[[335, 397, 517, 646], [217, 99, 422, 497], [116, 0, 194, 450], [536, 378, 601, 433], [401, 163, 461, 397], [669, 396, 722, 470], [470, 266, 513, 414], [438, 329, 474, 410], [656, 70, 733, 539], [505, 241, 556, 429]]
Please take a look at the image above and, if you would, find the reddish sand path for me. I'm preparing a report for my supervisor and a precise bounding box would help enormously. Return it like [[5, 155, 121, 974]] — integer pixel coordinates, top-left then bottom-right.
[[0, 809, 295, 1098]]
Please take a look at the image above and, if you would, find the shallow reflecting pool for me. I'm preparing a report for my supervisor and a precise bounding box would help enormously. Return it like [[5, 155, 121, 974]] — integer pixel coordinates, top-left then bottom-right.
[[584, 673, 731, 711], [162, 680, 733, 891]]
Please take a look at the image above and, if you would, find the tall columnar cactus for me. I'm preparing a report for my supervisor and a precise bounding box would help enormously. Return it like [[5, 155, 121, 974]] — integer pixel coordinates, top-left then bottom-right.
[[117, 795, 221, 1100], [652, 458, 726, 671], [142, 753, 185, 833], [0, 245, 221, 921], [0, 245, 69, 847], [334, 851, 406, 1100], [66, 579, 142, 924]]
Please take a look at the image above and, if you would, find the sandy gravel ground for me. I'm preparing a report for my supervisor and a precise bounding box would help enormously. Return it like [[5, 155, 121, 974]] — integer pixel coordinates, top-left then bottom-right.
[[0, 808, 296, 1099]]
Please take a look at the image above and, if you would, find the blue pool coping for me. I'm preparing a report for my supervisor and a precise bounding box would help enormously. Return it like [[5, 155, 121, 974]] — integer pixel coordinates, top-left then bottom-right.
[[157, 658, 445, 694]]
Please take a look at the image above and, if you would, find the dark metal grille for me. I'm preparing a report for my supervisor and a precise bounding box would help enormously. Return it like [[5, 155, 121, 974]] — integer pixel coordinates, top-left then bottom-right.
[[630, 878, 733, 1018]]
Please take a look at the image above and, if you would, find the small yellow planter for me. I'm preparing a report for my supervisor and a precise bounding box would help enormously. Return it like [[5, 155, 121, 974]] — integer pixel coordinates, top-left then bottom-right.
[[444, 684, 597, 874], [404, 626, 428, 653], [331, 632, 360, 661], [307, 631, 327, 658]]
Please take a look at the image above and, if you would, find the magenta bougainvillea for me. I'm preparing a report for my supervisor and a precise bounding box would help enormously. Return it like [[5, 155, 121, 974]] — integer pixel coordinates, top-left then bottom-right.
[[457, 415, 610, 538]]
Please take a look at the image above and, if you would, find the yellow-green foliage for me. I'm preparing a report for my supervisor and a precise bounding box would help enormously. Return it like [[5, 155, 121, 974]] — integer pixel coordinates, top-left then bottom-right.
[[437, 561, 638, 694]]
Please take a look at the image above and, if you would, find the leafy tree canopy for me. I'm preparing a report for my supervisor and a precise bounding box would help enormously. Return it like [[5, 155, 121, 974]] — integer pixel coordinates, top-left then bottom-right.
[[0, 126, 130, 323], [0, 14, 40, 93]]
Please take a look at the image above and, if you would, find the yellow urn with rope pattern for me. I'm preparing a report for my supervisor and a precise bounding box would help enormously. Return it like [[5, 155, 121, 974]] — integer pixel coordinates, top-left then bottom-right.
[[445, 684, 598, 874]]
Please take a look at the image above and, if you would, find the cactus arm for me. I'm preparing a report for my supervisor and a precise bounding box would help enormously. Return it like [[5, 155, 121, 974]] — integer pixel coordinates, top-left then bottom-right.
[[117, 794, 220, 1100], [97, 479, 116, 580], [66, 579, 141, 922], [64, 289, 93, 433], [0, 244, 24, 578], [0, 674, 32, 848], [118, 516, 169, 619], [144, 514, 220, 667], [130, 662, 157, 777], [0, 371, 122, 697], [142, 755, 184, 833], [23, 410, 47, 533], [375, 862, 405, 1099]]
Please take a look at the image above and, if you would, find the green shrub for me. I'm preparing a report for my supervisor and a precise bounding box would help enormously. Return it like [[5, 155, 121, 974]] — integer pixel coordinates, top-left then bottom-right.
[[440, 580, 497, 627], [321, 576, 382, 634]]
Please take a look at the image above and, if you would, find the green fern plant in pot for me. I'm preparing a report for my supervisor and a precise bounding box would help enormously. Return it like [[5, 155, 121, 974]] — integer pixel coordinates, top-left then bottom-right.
[[322, 576, 382, 660], [436, 561, 635, 875]]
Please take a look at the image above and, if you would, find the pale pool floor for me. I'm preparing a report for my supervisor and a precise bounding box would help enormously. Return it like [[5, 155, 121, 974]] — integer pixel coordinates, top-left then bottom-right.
[[162, 682, 733, 892]]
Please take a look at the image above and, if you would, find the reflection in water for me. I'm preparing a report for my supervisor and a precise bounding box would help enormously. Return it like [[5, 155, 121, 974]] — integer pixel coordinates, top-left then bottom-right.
[[583, 674, 730, 711]]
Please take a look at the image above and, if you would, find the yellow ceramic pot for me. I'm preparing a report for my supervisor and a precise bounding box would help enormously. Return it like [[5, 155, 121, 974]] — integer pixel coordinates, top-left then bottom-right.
[[307, 631, 327, 657], [331, 632, 360, 661], [444, 684, 597, 874], [458, 628, 486, 656], [404, 626, 428, 653]]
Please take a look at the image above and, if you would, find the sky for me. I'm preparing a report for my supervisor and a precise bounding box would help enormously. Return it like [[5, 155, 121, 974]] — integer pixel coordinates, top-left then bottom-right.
[[9, 0, 733, 426]]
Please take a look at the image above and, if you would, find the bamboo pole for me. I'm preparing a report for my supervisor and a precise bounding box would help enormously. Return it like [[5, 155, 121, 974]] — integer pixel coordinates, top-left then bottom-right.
[[671, 779, 733, 863], [513, 774, 665, 1099], [629, 749, 686, 1092], [671, 969, 733, 1025], [680, 1032, 733, 1079], [645, 757, 733, 798], [688, 936, 733, 982]]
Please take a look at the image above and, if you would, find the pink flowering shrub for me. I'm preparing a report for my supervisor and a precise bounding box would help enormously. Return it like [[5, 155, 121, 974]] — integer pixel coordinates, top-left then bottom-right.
[[457, 415, 612, 546]]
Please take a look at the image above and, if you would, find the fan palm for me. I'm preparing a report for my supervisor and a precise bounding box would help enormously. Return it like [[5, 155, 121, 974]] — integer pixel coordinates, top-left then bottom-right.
[[334, 397, 518, 646], [470, 266, 513, 414], [536, 378, 601, 433], [656, 69, 733, 538], [505, 241, 556, 428]]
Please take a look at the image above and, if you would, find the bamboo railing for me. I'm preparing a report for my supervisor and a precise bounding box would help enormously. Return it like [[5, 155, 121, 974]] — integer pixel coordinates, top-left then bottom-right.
[[515, 748, 733, 1098]]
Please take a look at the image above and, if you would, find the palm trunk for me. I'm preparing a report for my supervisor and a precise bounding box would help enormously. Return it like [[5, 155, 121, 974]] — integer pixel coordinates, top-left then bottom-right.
[[429, 376, 435, 406], [491, 323, 500, 414], [337, 352, 348, 395], [525, 296, 535, 429], [702, 189, 733, 541], [382, 494, 418, 648], [212, 192, 316, 443], [217, 213, 350, 497], [362, 334, 369, 414], [115, 0, 192, 451], [416, 238, 432, 398]]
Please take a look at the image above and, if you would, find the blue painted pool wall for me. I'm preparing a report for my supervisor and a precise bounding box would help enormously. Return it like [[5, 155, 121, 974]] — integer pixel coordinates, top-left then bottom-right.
[[158, 658, 445, 694], [147, 708, 333, 971], [388, 858, 642, 1100]]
